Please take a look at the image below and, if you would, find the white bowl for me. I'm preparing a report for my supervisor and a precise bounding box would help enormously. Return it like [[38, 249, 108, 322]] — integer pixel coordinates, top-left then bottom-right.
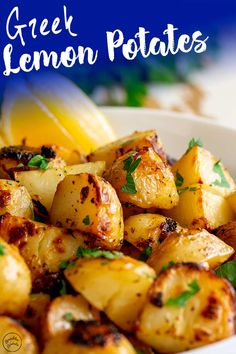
[[102, 107, 236, 354]]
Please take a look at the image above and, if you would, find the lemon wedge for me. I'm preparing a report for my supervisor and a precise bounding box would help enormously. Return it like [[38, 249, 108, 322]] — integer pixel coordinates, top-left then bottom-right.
[[1, 73, 116, 154]]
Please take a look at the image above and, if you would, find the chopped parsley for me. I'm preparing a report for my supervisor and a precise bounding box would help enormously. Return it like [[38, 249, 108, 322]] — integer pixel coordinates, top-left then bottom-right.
[[175, 170, 184, 187], [160, 260, 175, 273], [76, 246, 123, 260], [178, 186, 198, 195], [139, 245, 152, 262], [212, 160, 230, 188], [215, 260, 236, 288], [186, 138, 203, 153], [82, 215, 90, 225], [0, 243, 5, 256], [28, 155, 49, 170], [63, 312, 74, 321], [59, 259, 70, 270], [59, 279, 67, 295], [166, 280, 200, 307], [121, 153, 142, 194]]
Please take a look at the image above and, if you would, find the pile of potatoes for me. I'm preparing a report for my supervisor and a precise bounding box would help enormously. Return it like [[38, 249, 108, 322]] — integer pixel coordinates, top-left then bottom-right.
[[0, 131, 236, 353]]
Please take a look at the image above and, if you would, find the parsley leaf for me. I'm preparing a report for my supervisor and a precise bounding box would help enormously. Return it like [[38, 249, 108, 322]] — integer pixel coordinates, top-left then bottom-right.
[[82, 215, 90, 225], [139, 245, 152, 262], [175, 170, 184, 187], [0, 243, 5, 256], [63, 312, 74, 321], [177, 186, 189, 195], [166, 280, 200, 307], [59, 259, 70, 270], [215, 260, 236, 288], [59, 279, 67, 295], [76, 247, 123, 260], [186, 138, 203, 153], [160, 260, 175, 273], [121, 153, 142, 194], [212, 161, 230, 188], [28, 155, 49, 170]]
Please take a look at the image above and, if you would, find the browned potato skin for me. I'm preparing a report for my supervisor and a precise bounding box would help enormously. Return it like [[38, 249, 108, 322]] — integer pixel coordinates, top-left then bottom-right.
[[216, 221, 236, 259], [50, 173, 124, 250], [0, 316, 39, 354], [0, 214, 92, 291], [43, 294, 100, 342], [42, 323, 136, 354], [0, 180, 33, 218], [137, 263, 236, 353], [148, 228, 234, 274], [65, 256, 156, 331], [122, 203, 158, 219], [107, 148, 179, 209], [0, 238, 31, 317], [88, 130, 167, 169]]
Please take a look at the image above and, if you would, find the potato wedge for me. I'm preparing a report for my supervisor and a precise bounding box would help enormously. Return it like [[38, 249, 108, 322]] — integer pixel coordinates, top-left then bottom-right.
[[227, 190, 236, 215], [43, 294, 100, 341], [164, 183, 235, 230], [172, 146, 235, 197], [107, 148, 178, 209], [124, 214, 178, 251], [122, 203, 158, 219], [0, 214, 91, 291], [50, 173, 124, 250], [65, 256, 156, 331], [148, 229, 234, 274], [0, 179, 33, 218], [137, 263, 236, 353], [0, 238, 31, 317], [88, 130, 166, 169], [15, 161, 105, 211], [215, 221, 236, 259], [0, 316, 39, 354], [42, 323, 136, 354]]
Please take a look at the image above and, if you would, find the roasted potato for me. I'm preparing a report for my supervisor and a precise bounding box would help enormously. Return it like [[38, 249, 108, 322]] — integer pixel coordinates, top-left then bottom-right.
[[122, 203, 158, 219], [107, 148, 178, 209], [215, 221, 236, 259], [65, 256, 156, 331], [137, 263, 236, 353], [0, 179, 33, 218], [172, 145, 235, 197], [0, 238, 31, 317], [42, 323, 136, 354], [164, 183, 235, 230], [43, 294, 100, 341], [227, 190, 236, 215], [88, 130, 166, 169], [0, 145, 65, 179], [15, 161, 105, 211], [124, 214, 179, 251], [0, 214, 92, 291], [0, 316, 38, 354], [148, 228, 234, 274], [50, 173, 124, 250]]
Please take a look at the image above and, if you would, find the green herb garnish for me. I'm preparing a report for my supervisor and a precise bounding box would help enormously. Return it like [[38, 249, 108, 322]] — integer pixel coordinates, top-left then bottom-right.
[[160, 260, 175, 273], [121, 153, 142, 194], [59, 259, 70, 270], [63, 312, 74, 321], [59, 279, 67, 295], [186, 138, 203, 153], [215, 260, 236, 288], [175, 170, 184, 187], [82, 215, 90, 225], [177, 186, 198, 195], [0, 243, 5, 256], [28, 155, 49, 170], [166, 280, 200, 307], [76, 247, 123, 260], [212, 160, 230, 188], [139, 245, 152, 262]]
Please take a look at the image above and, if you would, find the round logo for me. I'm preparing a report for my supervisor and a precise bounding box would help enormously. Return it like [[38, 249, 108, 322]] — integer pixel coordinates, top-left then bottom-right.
[[2, 332, 22, 352]]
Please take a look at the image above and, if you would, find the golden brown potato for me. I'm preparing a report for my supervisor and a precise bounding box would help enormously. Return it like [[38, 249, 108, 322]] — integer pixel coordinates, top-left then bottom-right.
[[164, 183, 235, 230], [0, 316, 39, 354], [42, 323, 136, 354], [122, 203, 158, 219], [0, 179, 33, 218], [124, 214, 179, 251], [107, 148, 178, 209], [0, 214, 91, 291], [148, 228, 234, 274], [50, 173, 124, 250], [172, 145, 235, 197], [0, 238, 31, 317], [43, 294, 100, 341], [88, 130, 166, 169], [65, 256, 156, 331], [137, 263, 236, 353], [227, 191, 236, 215], [215, 221, 236, 259], [15, 161, 105, 211]]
